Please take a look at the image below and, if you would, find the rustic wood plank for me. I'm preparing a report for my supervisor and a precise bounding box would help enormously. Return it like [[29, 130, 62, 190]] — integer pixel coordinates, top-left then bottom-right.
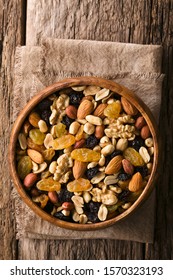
[[18, 239, 144, 260], [0, 0, 25, 259], [22, 0, 173, 260], [1, 0, 173, 260]]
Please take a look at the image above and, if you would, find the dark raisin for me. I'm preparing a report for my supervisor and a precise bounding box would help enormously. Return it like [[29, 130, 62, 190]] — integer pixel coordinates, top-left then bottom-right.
[[44, 201, 54, 213], [135, 165, 148, 178], [105, 150, 122, 165], [131, 137, 145, 151], [69, 91, 84, 106], [110, 150, 123, 159], [51, 150, 64, 162], [118, 190, 131, 202], [88, 201, 101, 213], [40, 110, 51, 125], [86, 212, 100, 223], [58, 187, 73, 202], [85, 166, 99, 180], [61, 115, 73, 129], [118, 173, 131, 181], [86, 135, 99, 149], [54, 211, 72, 222], [37, 99, 53, 111]]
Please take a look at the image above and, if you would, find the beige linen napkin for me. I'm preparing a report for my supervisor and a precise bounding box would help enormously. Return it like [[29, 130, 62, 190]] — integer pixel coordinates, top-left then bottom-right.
[[12, 38, 164, 242]]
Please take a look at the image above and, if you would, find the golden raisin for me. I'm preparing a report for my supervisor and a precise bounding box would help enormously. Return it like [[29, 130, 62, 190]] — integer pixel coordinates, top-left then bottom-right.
[[104, 102, 121, 119], [52, 135, 75, 150], [71, 148, 101, 162], [36, 178, 61, 191], [67, 178, 91, 192], [123, 147, 144, 166], [17, 156, 32, 180], [54, 123, 67, 138], [29, 129, 45, 145]]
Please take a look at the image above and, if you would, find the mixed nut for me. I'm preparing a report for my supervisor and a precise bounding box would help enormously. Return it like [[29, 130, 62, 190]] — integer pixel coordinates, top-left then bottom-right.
[[16, 85, 154, 224]]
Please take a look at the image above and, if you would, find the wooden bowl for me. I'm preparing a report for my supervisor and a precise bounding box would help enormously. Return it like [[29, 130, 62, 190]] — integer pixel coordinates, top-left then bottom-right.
[[9, 76, 159, 230]]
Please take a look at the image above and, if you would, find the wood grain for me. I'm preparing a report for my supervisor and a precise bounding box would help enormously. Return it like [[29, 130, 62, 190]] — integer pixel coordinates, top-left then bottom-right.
[[1, 0, 173, 259], [0, 0, 25, 259]]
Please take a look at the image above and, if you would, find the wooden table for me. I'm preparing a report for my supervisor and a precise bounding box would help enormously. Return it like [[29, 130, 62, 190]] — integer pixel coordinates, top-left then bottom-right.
[[0, 0, 173, 260]]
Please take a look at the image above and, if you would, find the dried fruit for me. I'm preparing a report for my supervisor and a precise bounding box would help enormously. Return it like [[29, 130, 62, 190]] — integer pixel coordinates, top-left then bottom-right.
[[54, 123, 67, 138], [104, 102, 121, 119], [42, 148, 55, 161], [29, 129, 45, 145], [36, 178, 61, 192], [16, 83, 154, 225], [123, 147, 144, 166], [40, 110, 51, 125], [62, 115, 73, 128], [67, 178, 91, 192], [28, 112, 41, 128], [131, 137, 144, 151], [71, 148, 101, 162], [17, 156, 32, 180], [54, 211, 71, 221], [86, 135, 99, 149], [86, 166, 99, 180], [69, 91, 84, 106], [52, 135, 75, 150], [118, 173, 131, 181]]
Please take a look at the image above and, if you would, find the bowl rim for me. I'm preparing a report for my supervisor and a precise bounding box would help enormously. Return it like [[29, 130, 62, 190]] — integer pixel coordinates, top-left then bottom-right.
[[8, 76, 159, 231]]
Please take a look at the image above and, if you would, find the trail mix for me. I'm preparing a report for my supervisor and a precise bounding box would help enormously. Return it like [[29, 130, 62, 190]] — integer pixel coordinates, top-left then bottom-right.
[[16, 85, 154, 224]]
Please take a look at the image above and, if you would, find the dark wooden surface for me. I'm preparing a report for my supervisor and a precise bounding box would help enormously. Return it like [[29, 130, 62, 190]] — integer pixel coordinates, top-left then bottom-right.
[[0, 0, 173, 260]]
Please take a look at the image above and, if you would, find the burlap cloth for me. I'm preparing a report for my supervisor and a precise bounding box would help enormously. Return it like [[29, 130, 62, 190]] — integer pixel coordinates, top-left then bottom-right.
[[12, 38, 164, 242]]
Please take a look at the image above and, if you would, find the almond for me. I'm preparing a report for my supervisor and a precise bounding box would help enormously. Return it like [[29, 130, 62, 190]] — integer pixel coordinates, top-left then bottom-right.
[[141, 125, 151, 139], [93, 104, 107, 118], [122, 159, 134, 175], [121, 97, 138, 116], [27, 149, 44, 164], [95, 124, 105, 139], [128, 172, 143, 192], [77, 100, 94, 119], [28, 112, 41, 128], [73, 160, 87, 179], [27, 138, 45, 153], [65, 105, 77, 119], [81, 95, 94, 102], [105, 155, 123, 175], [135, 116, 146, 130], [74, 139, 85, 149]]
